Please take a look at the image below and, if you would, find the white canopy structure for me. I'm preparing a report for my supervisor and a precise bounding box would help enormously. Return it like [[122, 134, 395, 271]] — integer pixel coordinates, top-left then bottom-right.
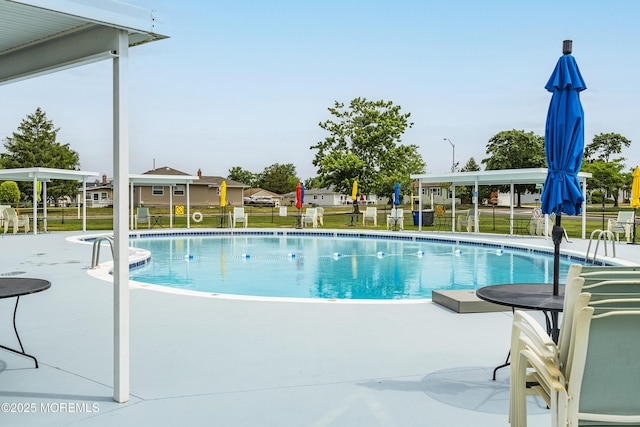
[[411, 168, 592, 239], [0, 167, 99, 233], [129, 174, 199, 229], [0, 0, 167, 403]]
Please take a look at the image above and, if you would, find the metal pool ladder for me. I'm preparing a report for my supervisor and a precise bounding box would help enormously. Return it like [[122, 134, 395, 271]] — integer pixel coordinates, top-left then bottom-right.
[[91, 235, 114, 269], [585, 229, 616, 263]]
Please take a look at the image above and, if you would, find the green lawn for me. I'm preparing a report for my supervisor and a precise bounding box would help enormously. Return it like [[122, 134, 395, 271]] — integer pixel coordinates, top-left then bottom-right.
[[27, 204, 632, 238]]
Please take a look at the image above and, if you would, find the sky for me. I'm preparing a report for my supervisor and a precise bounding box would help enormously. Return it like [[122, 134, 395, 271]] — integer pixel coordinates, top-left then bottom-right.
[[2, 0, 640, 182]]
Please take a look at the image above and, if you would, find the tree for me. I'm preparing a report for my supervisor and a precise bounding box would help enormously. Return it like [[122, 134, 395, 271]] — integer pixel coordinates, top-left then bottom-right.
[[0, 108, 80, 204], [582, 132, 631, 206], [311, 98, 425, 199], [584, 132, 631, 162], [0, 181, 20, 205], [254, 163, 299, 194], [304, 176, 322, 190], [457, 157, 483, 202], [581, 160, 626, 207], [228, 166, 256, 187], [482, 129, 545, 206]]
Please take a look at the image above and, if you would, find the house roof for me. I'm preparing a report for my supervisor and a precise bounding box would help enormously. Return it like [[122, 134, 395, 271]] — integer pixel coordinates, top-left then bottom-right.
[[142, 167, 245, 188], [244, 188, 282, 198]]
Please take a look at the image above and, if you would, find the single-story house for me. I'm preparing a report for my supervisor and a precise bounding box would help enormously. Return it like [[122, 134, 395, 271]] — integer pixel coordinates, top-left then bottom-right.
[[84, 167, 248, 209], [85, 175, 114, 207], [134, 167, 246, 208]]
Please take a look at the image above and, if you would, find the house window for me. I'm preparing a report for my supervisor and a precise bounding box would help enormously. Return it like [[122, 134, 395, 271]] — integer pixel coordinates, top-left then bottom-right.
[[93, 193, 99, 201], [174, 185, 185, 196], [430, 188, 441, 197], [152, 186, 164, 196], [101, 192, 108, 200]]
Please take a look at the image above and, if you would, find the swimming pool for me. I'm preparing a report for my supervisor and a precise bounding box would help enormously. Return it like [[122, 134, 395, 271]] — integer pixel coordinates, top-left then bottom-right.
[[127, 231, 576, 300]]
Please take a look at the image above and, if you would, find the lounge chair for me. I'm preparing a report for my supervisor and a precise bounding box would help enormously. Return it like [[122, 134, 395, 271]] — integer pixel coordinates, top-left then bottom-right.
[[362, 207, 377, 226], [386, 208, 403, 230], [607, 210, 635, 242], [302, 208, 318, 228], [509, 265, 640, 426], [135, 207, 151, 229], [3, 207, 29, 234], [457, 209, 479, 232], [233, 207, 248, 228]]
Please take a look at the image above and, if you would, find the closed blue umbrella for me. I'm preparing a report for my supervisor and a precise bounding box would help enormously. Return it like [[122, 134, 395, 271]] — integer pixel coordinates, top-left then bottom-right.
[[540, 40, 586, 297], [393, 183, 400, 206]]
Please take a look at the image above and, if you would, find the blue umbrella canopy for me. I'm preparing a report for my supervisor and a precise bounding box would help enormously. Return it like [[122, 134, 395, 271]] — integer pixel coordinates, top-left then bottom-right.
[[540, 40, 586, 300], [540, 44, 587, 217], [393, 183, 400, 206]]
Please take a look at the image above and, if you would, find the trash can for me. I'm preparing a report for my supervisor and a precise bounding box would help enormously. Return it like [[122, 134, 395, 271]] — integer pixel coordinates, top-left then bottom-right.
[[412, 210, 434, 226], [422, 209, 434, 226]]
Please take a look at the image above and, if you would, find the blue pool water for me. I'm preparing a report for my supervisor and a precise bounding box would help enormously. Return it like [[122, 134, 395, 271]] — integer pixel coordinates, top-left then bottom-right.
[[128, 234, 576, 300]]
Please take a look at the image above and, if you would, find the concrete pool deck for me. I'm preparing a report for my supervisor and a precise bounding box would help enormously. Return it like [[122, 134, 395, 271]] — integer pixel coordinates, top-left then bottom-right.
[[0, 229, 637, 426]]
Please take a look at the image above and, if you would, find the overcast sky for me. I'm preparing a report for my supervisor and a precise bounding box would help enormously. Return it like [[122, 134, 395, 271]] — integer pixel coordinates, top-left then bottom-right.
[[2, 0, 639, 181]]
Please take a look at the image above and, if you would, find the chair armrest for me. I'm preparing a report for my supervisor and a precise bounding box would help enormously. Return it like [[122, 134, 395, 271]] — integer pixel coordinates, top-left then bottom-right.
[[511, 311, 557, 360]]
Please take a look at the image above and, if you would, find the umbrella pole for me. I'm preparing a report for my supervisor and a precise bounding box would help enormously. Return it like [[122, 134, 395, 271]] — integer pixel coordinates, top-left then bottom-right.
[[550, 213, 563, 342], [552, 213, 563, 297], [634, 208, 637, 244]]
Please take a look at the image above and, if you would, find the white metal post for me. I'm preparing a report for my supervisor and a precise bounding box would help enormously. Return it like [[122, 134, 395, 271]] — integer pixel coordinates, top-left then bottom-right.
[[112, 30, 129, 403]]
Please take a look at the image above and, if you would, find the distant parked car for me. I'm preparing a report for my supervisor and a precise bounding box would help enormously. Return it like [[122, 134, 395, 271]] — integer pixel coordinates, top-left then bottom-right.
[[246, 196, 277, 207]]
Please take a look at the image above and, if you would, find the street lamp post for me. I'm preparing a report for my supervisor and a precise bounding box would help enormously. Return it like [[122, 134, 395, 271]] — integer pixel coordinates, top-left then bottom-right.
[[443, 138, 455, 173]]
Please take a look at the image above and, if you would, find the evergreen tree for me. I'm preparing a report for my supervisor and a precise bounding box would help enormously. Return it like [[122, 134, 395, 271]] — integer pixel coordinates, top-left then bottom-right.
[[1, 108, 80, 204]]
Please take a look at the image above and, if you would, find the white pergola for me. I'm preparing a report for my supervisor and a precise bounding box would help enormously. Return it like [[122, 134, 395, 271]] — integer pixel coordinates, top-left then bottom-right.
[[411, 168, 592, 239], [129, 174, 199, 229], [0, 0, 167, 403], [0, 167, 99, 233]]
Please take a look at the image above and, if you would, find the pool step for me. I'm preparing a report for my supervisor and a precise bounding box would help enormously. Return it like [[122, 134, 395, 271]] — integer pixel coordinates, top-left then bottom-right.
[[432, 290, 510, 314]]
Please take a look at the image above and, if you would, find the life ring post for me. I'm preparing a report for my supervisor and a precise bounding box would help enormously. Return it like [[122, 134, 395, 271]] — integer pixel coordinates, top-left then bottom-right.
[[192, 211, 203, 223]]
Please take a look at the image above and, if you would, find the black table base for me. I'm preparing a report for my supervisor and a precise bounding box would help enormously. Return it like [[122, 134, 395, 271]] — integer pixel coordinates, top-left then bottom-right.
[[1, 296, 39, 367], [0, 278, 51, 368]]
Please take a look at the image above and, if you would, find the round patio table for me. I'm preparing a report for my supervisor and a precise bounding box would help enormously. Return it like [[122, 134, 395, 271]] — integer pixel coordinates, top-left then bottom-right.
[[476, 283, 564, 380], [0, 277, 51, 368]]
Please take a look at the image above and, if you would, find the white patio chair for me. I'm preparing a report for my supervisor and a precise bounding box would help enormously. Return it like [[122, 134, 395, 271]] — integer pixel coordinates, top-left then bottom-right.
[[607, 211, 634, 242], [135, 207, 151, 229], [362, 207, 377, 226], [233, 207, 248, 228], [386, 208, 403, 230], [3, 207, 30, 234], [302, 208, 318, 228]]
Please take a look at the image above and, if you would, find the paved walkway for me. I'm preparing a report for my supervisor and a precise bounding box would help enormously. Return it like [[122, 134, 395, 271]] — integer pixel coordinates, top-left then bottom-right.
[[0, 230, 637, 426]]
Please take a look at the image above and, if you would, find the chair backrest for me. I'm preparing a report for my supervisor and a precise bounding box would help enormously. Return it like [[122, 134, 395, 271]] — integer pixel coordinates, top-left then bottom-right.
[[435, 205, 445, 217], [4, 207, 18, 220], [316, 206, 324, 216], [234, 207, 245, 219], [137, 207, 149, 219], [392, 208, 403, 218], [558, 264, 640, 370], [616, 211, 634, 223], [566, 303, 640, 425], [304, 208, 317, 218], [365, 207, 377, 218]]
